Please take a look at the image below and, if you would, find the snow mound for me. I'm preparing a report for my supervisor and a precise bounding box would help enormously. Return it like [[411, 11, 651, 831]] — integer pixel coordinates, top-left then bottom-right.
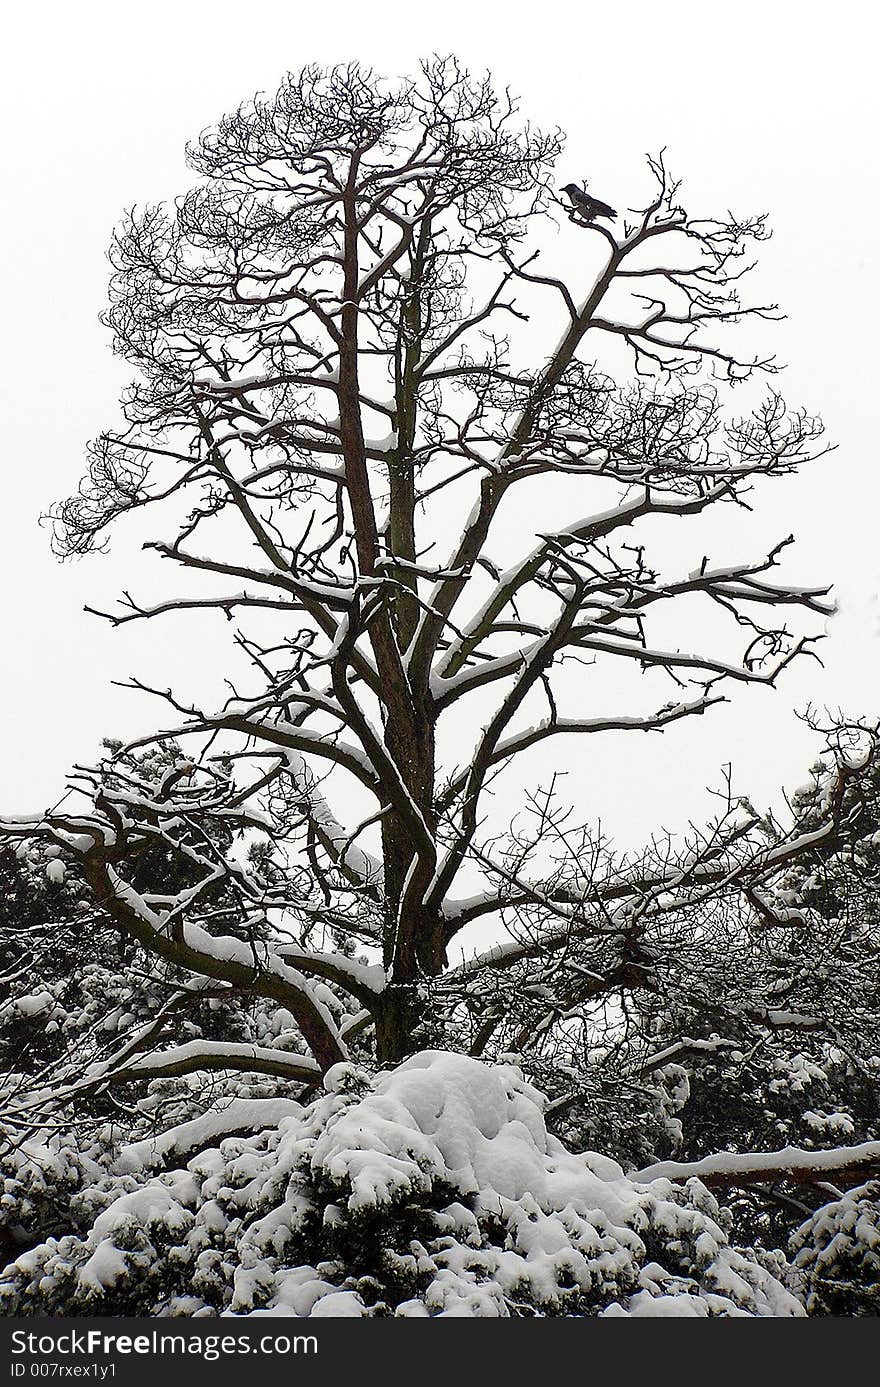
[[315, 1052, 652, 1223], [2, 1052, 801, 1318]]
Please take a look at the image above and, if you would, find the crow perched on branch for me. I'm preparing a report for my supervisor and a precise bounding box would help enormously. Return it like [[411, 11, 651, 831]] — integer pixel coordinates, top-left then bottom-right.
[[561, 182, 617, 223]]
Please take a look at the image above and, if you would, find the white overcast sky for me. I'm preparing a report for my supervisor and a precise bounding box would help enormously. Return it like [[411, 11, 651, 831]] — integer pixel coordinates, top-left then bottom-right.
[[0, 0, 877, 849]]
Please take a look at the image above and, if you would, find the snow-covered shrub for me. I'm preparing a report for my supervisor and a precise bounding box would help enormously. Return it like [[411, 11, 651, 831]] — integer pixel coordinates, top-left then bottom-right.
[[789, 1181, 880, 1315], [1, 1053, 801, 1317], [2, 1138, 99, 1261], [0, 1124, 156, 1263]]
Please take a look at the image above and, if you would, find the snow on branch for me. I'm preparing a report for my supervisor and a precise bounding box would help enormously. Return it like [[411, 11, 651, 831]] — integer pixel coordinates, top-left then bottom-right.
[[636, 1142, 880, 1190]]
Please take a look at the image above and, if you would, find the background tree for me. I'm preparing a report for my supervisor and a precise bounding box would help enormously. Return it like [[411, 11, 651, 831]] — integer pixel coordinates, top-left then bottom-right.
[[0, 741, 333, 1259], [1, 60, 840, 1095], [552, 719, 880, 1260]]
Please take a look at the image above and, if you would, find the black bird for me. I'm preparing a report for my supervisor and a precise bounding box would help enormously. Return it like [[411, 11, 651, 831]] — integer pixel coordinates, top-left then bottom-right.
[[561, 182, 617, 223]]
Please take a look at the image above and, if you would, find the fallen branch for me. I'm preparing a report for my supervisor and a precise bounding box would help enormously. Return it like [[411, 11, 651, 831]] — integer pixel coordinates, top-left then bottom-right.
[[635, 1140, 880, 1190]]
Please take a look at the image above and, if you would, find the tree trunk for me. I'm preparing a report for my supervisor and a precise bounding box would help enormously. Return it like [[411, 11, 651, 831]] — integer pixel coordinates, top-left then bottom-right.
[[376, 694, 445, 1063], [374, 985, 424, 1065], [374, 906, 446, 1064]]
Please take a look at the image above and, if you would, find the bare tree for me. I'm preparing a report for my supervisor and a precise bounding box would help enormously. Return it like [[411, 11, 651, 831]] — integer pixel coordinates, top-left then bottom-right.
[[1, 60, 842, 1090]]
